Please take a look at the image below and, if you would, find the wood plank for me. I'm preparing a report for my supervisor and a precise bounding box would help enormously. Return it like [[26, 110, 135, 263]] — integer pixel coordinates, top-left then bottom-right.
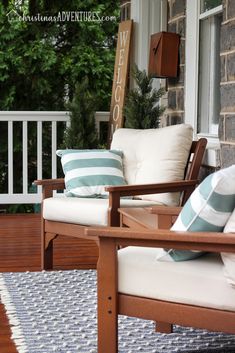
[[0, 304, 18, 353], [0, 213, 99, 352], [108, 20, 133, 144]]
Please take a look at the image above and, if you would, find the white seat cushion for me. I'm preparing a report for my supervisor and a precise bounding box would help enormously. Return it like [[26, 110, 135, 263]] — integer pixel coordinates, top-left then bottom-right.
[[43, 196, 159, 226], [111, 124, 193, 206], [118, 247, 235, 311]]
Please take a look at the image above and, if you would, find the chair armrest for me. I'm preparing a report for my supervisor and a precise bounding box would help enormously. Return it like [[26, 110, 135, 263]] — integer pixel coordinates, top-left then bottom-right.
[[106, 180, 197, 226], [34, 178, 65, 189], [34, 178, 65, 199], [105, 180, 198, 197], [86, 227, 235, 254]]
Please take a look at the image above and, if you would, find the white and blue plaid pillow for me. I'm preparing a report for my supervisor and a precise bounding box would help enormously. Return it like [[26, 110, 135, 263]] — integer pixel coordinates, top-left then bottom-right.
[[157, 165, 235, 261], [57, 149, 126, 198]]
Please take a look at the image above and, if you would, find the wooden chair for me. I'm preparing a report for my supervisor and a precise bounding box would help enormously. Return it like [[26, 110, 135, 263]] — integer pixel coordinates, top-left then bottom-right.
[[87, 224, 235, 353], [34, 126, 207, 270]]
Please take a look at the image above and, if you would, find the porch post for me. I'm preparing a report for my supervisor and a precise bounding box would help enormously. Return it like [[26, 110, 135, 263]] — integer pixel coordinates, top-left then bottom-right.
[[130, 0, 166, 73]]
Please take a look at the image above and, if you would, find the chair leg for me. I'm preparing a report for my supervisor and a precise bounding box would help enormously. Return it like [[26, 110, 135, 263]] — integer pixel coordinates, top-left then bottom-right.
[[98, 308, 117, 353], [156, 322, 173, 333], [98, 238, 118, 353], [41, 232, 57, 270]]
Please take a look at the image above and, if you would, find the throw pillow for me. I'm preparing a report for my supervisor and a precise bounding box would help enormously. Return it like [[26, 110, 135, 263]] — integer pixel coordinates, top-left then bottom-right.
[[221, 209, 235, 287], [157, 165, 235, 261], [57, 149, 127, 198]]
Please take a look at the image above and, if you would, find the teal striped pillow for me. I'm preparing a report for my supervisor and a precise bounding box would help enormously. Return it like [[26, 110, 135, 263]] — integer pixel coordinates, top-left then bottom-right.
[[157, 165, 235, 261], [57, 149, 127, 198]]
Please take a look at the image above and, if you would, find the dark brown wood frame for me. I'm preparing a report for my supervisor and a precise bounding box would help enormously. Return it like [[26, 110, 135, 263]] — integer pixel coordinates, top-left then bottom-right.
[[34, 138, 207, 270], [86, 226, 235, 353]]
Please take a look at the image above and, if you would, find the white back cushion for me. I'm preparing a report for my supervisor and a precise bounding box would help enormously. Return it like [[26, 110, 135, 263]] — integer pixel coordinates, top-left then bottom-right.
[[111, 124, 193, 206]]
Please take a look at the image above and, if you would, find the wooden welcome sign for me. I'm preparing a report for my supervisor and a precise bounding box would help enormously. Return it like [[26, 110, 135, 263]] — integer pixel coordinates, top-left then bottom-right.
[[108, 20, 133, 145]]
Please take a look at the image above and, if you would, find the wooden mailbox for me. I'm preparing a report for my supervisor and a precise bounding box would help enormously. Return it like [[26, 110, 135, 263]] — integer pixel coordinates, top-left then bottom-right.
[[148, 31, 180, 78]]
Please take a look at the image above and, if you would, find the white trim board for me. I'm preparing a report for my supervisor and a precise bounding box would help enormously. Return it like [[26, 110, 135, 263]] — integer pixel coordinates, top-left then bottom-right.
[[184, 0, 200, 136]]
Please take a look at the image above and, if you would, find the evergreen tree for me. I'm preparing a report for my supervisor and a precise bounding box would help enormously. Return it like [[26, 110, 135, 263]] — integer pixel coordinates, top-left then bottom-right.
[[123, 65, 165, 129], [63, 78, 98, 149]]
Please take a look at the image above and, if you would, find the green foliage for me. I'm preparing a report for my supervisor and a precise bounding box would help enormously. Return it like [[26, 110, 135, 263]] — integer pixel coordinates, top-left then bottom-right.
[[123, 65, 165, 129], [7, 204, 35, 213], [0, 0, 119, 110], [63, 78, 98, 149]]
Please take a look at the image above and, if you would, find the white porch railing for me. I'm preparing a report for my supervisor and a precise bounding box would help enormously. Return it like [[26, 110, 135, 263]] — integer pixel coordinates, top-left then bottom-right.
[[0, 111, 109, 204]]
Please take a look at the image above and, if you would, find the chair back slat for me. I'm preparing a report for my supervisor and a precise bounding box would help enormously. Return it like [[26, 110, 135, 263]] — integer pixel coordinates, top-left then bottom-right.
[[181, 138, 207, 206]]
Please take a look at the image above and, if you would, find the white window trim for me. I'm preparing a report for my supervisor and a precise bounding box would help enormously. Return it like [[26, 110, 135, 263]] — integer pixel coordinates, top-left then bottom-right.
[[199, 5, 223, 20], [185, 1, 222, 167]]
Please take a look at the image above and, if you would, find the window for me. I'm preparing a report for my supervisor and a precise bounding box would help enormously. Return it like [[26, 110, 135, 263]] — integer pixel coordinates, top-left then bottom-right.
[[198, 3, 222, 135], [185, 0, 222, 140]]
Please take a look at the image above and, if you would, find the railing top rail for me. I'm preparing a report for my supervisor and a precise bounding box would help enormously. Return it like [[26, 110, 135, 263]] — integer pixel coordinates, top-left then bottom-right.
[[0, 111, 109, 122], [95, 111, 110, 117], [0, 111, 70, 122]]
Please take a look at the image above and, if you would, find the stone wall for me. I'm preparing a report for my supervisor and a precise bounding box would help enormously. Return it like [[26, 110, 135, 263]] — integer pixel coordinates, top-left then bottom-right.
[[165, 0, 186, 126], [219, 0, 235, 167], [123, 1, 235, 168]]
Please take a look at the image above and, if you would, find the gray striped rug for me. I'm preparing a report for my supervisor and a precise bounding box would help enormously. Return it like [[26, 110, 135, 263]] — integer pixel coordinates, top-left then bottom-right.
[[0, 269, 235, 353]]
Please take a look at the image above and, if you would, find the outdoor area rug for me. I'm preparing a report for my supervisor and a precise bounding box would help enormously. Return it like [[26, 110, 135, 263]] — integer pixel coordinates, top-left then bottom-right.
[[1, 270, 235, 353]]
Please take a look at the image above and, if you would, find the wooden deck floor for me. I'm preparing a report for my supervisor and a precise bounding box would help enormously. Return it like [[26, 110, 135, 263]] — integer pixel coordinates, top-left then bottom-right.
[[0, 213, 99, 353]]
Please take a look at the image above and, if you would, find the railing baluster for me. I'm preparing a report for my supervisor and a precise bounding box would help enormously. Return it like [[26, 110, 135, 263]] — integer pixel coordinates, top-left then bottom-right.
[[37, 121, 42, 180], [8, 121, 13, 194], [51, 121, 57, 179], [22, 121, 28, 194]]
